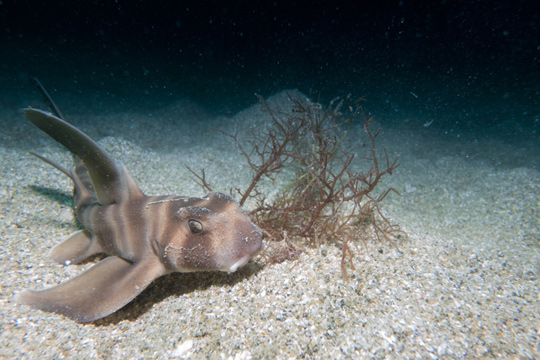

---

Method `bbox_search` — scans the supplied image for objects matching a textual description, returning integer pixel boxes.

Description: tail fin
[33,77,65,120]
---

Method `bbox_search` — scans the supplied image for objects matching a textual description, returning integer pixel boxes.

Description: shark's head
[161,192,264,273]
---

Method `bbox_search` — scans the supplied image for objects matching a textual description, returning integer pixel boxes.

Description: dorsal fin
[23,108,144,204]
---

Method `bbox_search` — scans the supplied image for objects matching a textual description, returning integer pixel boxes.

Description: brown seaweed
[188,94,404,277]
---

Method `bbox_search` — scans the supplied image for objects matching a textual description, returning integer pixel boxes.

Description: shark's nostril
[251,241,265,258]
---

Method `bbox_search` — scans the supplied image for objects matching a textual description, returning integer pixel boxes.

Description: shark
[15,81,264,323]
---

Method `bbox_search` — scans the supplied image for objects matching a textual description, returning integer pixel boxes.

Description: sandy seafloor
[0,89,539,359]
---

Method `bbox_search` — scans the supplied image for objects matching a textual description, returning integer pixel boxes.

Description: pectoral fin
[23,108,144,204]
[48,230,104,265]
[15,256,169,323]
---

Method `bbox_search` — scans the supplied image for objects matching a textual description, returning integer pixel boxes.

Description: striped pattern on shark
[15,82,264,323]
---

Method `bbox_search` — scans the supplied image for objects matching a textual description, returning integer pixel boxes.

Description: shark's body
[16,97,263,323]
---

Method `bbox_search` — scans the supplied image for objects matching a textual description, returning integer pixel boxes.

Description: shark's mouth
[227,255,251,273]
[225,241,265,273]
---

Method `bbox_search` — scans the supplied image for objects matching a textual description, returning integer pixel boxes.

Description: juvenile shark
[15,85,264,323]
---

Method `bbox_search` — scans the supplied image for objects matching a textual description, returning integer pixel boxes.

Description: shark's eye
[188,219,204,234]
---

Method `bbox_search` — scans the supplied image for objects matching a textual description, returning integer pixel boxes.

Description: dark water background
[1,1,538,166]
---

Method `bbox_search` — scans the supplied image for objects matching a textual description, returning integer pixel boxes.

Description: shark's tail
[29,78,72,179]
[33,77,65,120]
